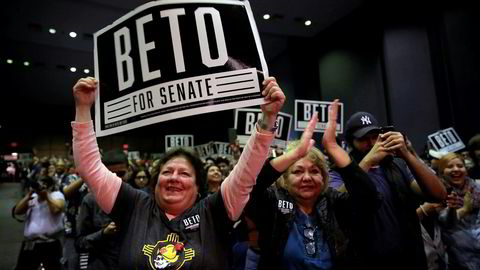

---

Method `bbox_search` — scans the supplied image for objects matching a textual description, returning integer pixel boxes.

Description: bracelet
[257,118,278,132]
[419,205,428,216]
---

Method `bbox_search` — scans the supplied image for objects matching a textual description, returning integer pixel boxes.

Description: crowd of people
[7,76,480,270]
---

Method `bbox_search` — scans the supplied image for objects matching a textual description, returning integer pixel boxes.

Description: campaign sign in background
[294,100,344,134]
[234,108,292,150]
[194,141,232,160]
[94,0,267,136]
[428,127,465,153]
[165,134,194,151]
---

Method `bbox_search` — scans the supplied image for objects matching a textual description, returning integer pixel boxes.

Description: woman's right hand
[103,222,118,235]
[73,77,97,109]
[73,77,97,122]
[446,192,463,209]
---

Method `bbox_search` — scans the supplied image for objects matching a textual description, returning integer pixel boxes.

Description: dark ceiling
[0,0,364,140]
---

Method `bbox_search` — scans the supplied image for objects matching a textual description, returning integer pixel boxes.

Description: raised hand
[381,132,409,158]
[73,77,97,122]
[291,112,317,159]
[73,77,97,109]
[269,111,316,173]
[323,99,351,168]
[446,192,463,209]
[361,136,393,169]
[260,77,285,118]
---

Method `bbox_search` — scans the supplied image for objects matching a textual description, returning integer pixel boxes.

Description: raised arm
[221,77,285,221]
[14,190,34,215]
[269,112,317,172]
[382,131,447,201]
[324,100,380,210]
[72,77,122,214]
[323,99,351,168]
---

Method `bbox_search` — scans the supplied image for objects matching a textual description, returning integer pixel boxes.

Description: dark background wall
[1,1,478,157]
[280,1,479,154]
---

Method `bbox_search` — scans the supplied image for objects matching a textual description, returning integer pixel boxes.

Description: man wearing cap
[329,111,447,270]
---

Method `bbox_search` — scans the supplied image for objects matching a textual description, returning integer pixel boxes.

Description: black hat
[215,156,230,165]
[102,149,127,166]
[345,112,380,141]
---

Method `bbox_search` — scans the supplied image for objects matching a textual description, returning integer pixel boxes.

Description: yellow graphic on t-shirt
[143,233,195,270]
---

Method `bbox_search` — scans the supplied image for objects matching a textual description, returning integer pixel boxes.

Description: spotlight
[263,14,271,20]
[23,61,30,66]
[7,59,13,64]
[69,32,77,38]
[83,69,90,74]
[49,28,56,34]
[304,20,312,26]
[70,67,77,72]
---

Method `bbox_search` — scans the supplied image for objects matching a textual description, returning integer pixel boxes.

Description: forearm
[359,158,374,172]
[221,126,274,221]
[14,195,31,215]
[326,145,351,168]
[403,151,447,200]
[258,113,277,132]
[253,158,282,194]
[270,149,300,173]
[72,121,121,213]
[75,105,92,122]
[46,196,64,214]
[76,230,104,251]
[340,162,380,210]
[63,178,84,198]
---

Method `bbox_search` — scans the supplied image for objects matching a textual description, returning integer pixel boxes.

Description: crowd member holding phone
[329,111,447,270]
[13,176,65,270]
[71,76,284,270]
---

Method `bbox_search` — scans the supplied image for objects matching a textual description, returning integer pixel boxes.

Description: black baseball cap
[345,112,381,141]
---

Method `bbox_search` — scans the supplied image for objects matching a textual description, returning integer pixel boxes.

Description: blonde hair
[437,152,465,176]
[283,140,329,191]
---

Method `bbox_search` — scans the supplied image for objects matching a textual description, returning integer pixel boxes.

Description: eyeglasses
[136,176,148,180]
[303,225,316,256]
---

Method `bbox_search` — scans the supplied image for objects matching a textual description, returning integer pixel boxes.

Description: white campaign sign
[294,99,344,133]
[94,0,268,136]
[194,141,233,160]
[165,135,194,151]
[127,151,140,160]
[428,127,465,153]
[234,108,292,150]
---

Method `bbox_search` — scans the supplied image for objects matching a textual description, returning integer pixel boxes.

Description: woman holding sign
[245,100,380,269]
[71,76,288,269]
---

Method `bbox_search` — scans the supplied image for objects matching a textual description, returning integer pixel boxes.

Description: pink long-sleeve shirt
[72,121,274,221]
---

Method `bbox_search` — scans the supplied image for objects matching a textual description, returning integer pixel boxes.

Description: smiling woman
[152,150,204,217]
[435,152,480,269]
[244,100,381,270]
[71,75,285,269]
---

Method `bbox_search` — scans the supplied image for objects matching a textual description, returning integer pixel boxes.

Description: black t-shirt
[110,182,233,270]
